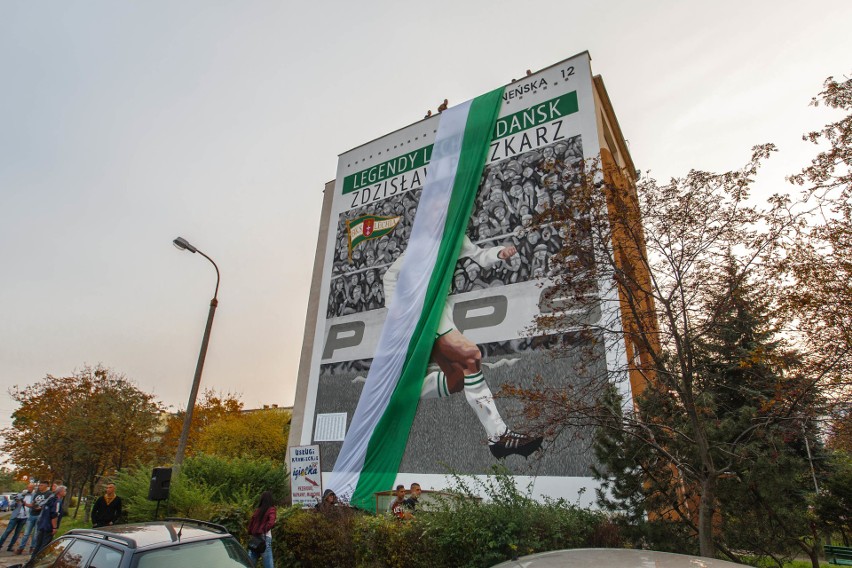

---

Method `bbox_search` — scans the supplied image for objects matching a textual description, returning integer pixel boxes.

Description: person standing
[0,483,33,551]
[403,483,421,516]
[16,480,51,555]
[388,485,410,520]
[246,491,276,568]
[314,489,337,513]
[91,483,122,528]
[32,485,66,555]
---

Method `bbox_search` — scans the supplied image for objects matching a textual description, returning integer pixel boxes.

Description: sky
[1,0,850,430]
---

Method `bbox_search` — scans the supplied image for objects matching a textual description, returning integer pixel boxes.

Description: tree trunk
[698,476,717,558]
[73,484,85,520]
[807,547,820,568]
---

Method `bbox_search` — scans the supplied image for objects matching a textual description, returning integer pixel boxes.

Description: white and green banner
[327,89,503,508]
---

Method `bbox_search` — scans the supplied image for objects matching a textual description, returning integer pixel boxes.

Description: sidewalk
[0,515,31,567]
[0,548,29,567]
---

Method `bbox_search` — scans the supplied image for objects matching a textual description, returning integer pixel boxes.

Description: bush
[274,468,622,567]
[353,514,433,568]
[116,454,288,525]
[115,464,220,522]
[411,468,616,567]
[181,453,289,504]
[278,507,363,568]
[118,461,620,567]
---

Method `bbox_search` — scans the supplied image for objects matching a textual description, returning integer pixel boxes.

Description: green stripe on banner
[349,87,504,510]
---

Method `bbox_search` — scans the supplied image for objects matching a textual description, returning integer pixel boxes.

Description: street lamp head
[173,237,198,253]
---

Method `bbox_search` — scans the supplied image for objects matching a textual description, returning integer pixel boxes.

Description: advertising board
[289,444,322,507]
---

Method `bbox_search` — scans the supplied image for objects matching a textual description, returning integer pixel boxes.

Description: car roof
[66,518,232,550]
[489,548,750,568]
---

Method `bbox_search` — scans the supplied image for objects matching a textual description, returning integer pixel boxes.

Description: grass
[56,515,91,537]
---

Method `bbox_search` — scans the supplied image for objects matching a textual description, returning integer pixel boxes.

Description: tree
[785,74,852,436]
[590,260,823,565]
[699,263,824,568]
[813,452,852,545]
[0,468,25,493]
[502,141,811,558]
[1,365,162,500]
[196,407,291,463]
[157,389,243,463]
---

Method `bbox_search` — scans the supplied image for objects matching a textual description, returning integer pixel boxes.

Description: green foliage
[275,468,618,568]
[115,463,220,522]
[814,452,852,543]
[352,514,432,568]
[116,454,288,526]
[591,261,827,563]
[278,507,362,568]
[181,453,289,504]
[210,503,254,542]
[417,467,616,567]
[0,468,25,492]
[197,408,291,464]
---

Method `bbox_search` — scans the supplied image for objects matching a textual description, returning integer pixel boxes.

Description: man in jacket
[32,485,66,555]
[16,480,51,555]
[91,483,122,528]
[0,483,33,551]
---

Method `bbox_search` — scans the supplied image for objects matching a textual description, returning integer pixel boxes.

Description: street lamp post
[172,237,220,468]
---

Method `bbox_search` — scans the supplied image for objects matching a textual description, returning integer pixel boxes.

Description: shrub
[273,468,621,567]
[278,507,363,568]
[413,468,617,567]
[181,453,289,504]
[353,514,433,568]
[116,454,288,524]
[115,464,220,522]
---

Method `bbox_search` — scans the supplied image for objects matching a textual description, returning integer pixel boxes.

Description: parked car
[489,548,750,568]
[9,518,252,568]
[0,493,19,512]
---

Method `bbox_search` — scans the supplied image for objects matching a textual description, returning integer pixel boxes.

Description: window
[29,538,72,568]
[133,538,251,568]
[89,545,124,568]
[55,539,97,568]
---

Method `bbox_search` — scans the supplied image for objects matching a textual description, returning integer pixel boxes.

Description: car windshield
[132,537,251,568]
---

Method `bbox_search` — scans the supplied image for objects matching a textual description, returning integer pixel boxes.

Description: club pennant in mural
[346,215,401,261]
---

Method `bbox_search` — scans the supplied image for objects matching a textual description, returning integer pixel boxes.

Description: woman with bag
[246,491,276,568]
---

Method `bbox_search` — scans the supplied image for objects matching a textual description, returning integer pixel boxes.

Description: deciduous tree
[503,142,808,559]
[1,365,162,499]
[157,389,243,463]
[196,407,291,463]
[785,74,852,432]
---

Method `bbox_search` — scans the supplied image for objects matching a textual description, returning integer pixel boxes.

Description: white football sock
[420,371,450,399]
[463,371,507,441]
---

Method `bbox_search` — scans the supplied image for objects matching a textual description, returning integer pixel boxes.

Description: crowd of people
[326,135,588,320]
[0,479,68,557]
[0,479,428,566]
[388,483,421,520]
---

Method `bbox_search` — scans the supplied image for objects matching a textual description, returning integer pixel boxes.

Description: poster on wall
[299,52,627,505]
[289,445,322,508]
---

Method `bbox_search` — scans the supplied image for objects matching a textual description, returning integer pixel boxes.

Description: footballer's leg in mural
[384,237,543,459]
